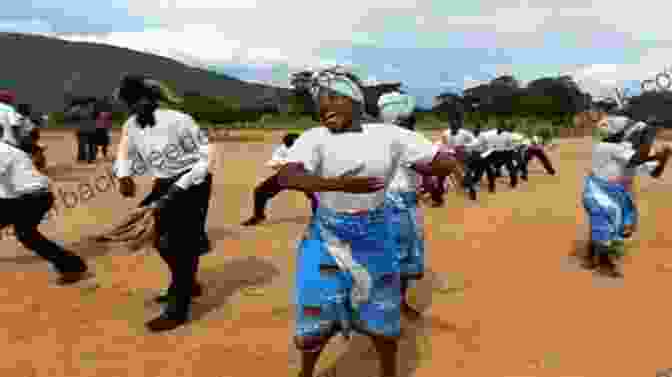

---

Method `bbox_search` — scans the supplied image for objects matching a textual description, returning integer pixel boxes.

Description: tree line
[45,73,672,133]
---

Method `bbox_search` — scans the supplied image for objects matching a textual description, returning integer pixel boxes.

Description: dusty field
[1,128,672,376]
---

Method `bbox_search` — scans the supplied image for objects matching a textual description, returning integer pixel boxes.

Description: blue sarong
[582,174,637,243]
[386,190,425,280]
[295,204,401,340]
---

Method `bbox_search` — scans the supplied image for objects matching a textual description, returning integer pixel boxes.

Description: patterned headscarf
[309,66,366,105]
[377,92,415,125]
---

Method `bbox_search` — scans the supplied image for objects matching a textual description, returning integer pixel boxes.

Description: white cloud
[569,48,672,97]
[48,0,672,89]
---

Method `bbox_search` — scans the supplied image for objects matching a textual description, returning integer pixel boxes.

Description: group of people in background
[66,97,112,163]
[412,116,557,206]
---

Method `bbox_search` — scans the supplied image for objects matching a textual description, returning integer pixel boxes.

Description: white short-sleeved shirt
[285,123,436,212]
[0,142,49,198]
[441,129,476,150]
[117,109,209,189]
[479,129,515,152]
[591,142,637,180]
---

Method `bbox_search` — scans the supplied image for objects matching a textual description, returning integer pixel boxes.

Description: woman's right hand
[338,176,385,193]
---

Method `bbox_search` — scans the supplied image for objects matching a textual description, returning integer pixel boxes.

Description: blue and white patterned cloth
[295,203,401,340]
[386,190,424,279]
[582,174,637,244]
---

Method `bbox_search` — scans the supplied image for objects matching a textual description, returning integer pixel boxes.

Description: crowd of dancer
[0,65,670,376]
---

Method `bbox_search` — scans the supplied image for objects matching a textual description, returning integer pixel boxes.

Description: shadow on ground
[0,238,114,266]
[189,256,281,320]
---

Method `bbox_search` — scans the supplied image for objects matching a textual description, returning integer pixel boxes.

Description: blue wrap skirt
[295,203,401,339]
[582,174,637,244]
[386,190,425,280]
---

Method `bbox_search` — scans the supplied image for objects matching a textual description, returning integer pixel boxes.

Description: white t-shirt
[285,123,436,212]
[0,142,49,198]
[479,129,515,153]
[441,129,476,150]
[591,142,637,180]
[116,109,209,189]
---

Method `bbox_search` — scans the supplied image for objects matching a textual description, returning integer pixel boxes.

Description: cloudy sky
[3,1,672,107]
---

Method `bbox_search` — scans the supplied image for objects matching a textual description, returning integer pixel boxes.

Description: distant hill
[0,32,294,113]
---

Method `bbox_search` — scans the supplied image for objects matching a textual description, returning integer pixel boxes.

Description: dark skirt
[139,171,212,256]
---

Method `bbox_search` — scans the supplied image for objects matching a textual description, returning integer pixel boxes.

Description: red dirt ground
[1,128,671,377]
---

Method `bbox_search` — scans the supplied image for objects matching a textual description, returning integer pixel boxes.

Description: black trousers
[483,150,518,187]
[139,172,213,315]
[94,128,111,158]
[252,173,318,217]
[492,147,528,179]
[0,191,86,273]
[470,152,497,191]
[76,132,96,162]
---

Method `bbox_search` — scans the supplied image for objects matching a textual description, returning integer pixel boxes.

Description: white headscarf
[310,66,365,104]
[377,92,415,123]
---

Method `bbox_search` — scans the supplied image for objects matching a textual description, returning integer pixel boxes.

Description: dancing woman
[114,75,214,332]
[582,115,670,277]
[378,91,429,319]
[279,67,462,377]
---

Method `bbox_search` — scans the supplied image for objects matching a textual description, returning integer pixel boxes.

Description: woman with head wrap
[240,132,319,226]
[378,91,427,319]
[279,67,462,377]
[0,91,89,284]
[114,74,214,331]
[582,114,670,277]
